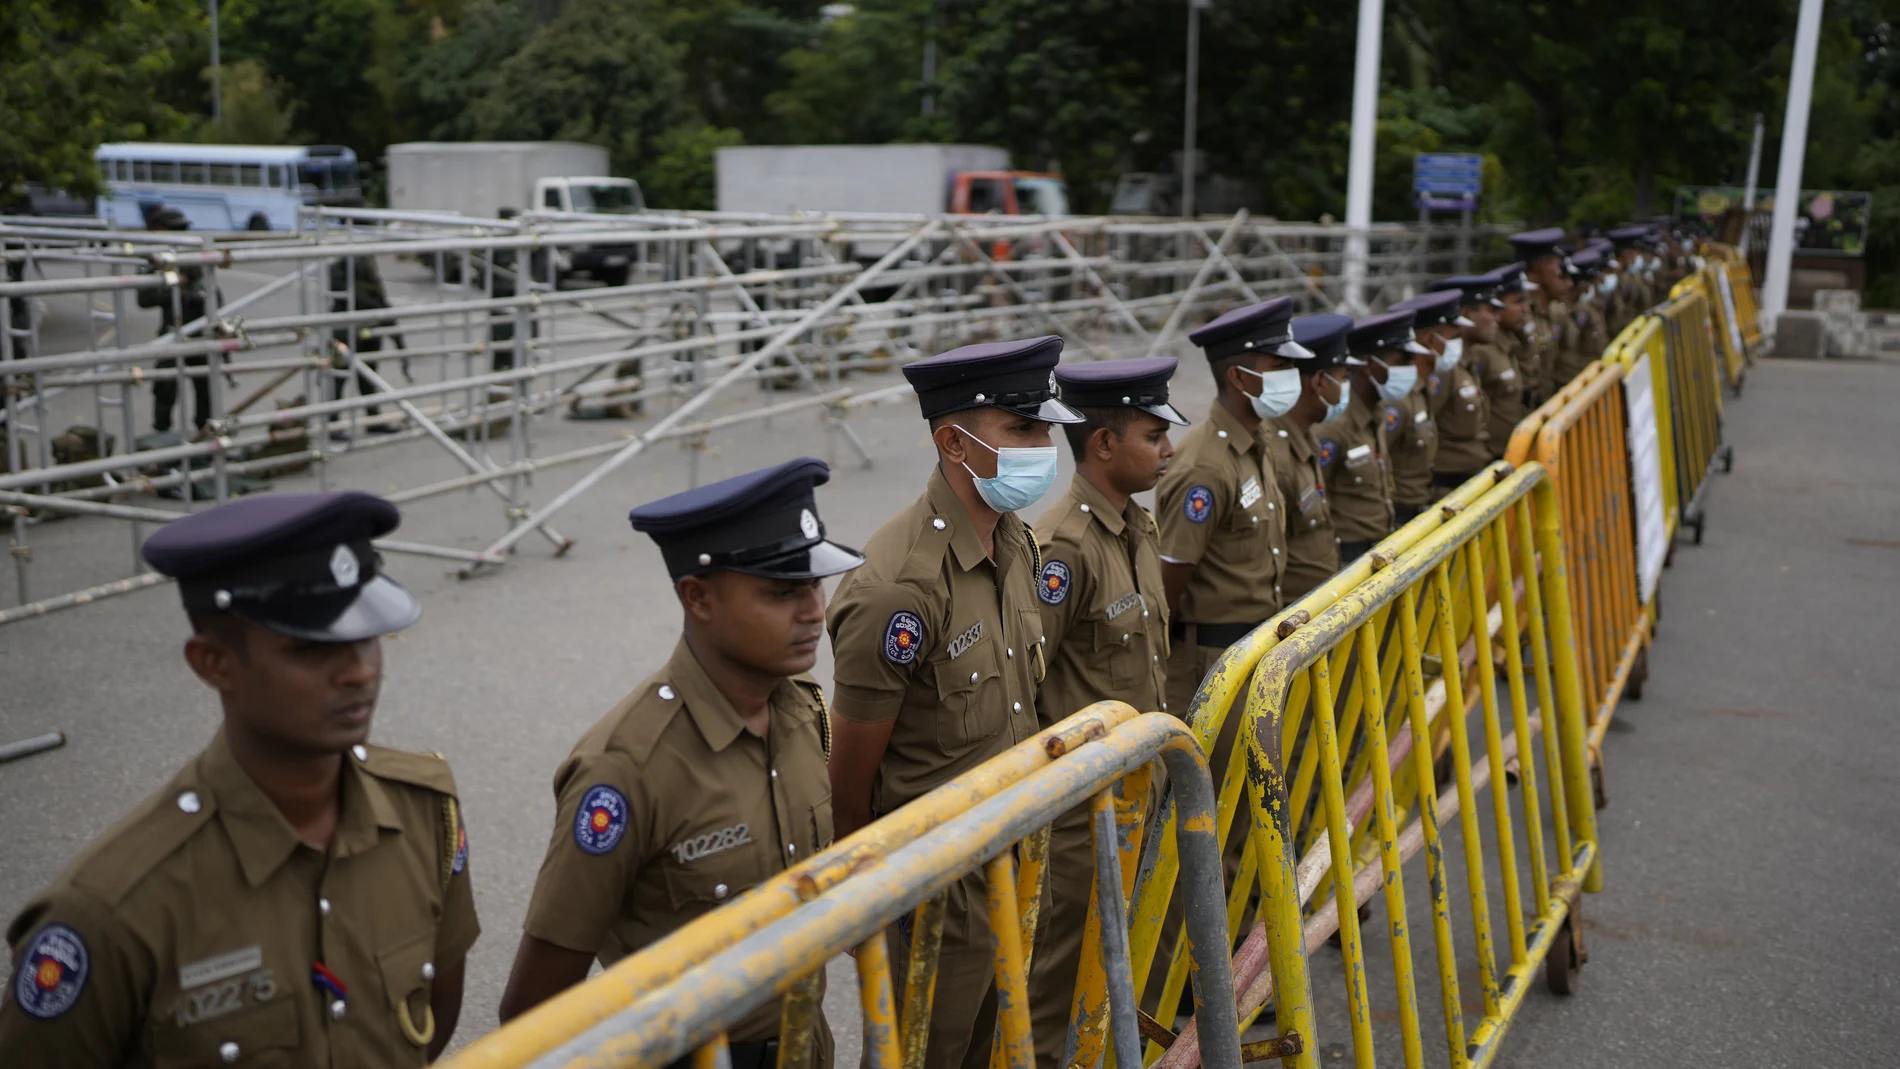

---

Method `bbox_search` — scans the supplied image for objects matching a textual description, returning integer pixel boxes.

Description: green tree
[195,60,299,145]
[0,0,200,199]
[393,0,546,142]
[220,0,404,153]
[465,0,692,183]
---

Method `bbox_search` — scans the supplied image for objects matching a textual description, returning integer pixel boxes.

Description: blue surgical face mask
[1435,336,1464,372]
[955,426,1058,513]
[1321,376,1351,422]
[1238,366,1303,420]
[1376,360,1419,402]
[1600,273,1620,297]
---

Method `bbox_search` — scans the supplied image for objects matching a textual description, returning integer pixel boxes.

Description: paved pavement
[3,254,1898,1069]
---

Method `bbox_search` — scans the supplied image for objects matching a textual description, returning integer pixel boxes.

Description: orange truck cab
[947,171,1071,216]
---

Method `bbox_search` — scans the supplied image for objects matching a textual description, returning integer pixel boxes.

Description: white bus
[92,143,362,231]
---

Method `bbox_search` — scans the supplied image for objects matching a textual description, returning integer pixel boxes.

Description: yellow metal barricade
[1652,291,1734,545]
[1158,462,1598,1069]
[442,708,1248,1069]
[1671,266,1749,391]
[1106,468,1553,1069]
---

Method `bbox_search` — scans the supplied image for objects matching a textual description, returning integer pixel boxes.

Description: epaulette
[359,745,458,797]
[792,676,831,758]
[897,507,956,585]
[615,679,691,769]
[68,778,215,907]
[1052,499,1094,546]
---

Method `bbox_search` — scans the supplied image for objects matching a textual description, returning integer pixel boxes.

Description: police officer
[138,207,219,437]
[499,458,862,1069]
[325,256,408,438]
[1490,263,1541,405]
[826,337,1080,1069]
[1431,274,1520,462]
[1028,357,1184,1069]
[1318,310,1425,560]
[1606,226,1657,333]
[1425,279,1493,491]
[1264,314,1349,601]
[1511,228,1572,398]
[1562,248,1613,381]
[1157,297,1298,716]
[0,492,478,1067]
[1383,291,1464,524]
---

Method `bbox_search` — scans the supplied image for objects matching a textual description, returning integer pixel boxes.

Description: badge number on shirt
[672,823,753,864]
[1238,477,1263,510]
[947,619,984,659]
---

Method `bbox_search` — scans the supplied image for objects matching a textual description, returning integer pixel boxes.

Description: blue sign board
[1413,153,1484,196]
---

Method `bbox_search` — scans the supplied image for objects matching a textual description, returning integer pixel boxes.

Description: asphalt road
[3,255,1897,1065]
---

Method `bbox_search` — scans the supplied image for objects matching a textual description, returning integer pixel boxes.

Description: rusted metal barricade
[439,707,1244,1069]
[1134,461,1599,1069]
[1670,265,1749,392]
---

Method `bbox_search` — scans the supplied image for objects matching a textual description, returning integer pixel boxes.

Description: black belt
[1337,540,1376,561]
[668,1040,778,1069]
[1169,620,1261,648]
[1432,471,1479,489]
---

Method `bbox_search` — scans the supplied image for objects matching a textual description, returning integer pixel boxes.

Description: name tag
[1414,409,1429,424]
[1298,484,1324,515]
[1345,444,1374,469]
[1105,592,1143,620]
[180,947,263,991]
[1459,384,1480,399]
[1500,368,1517,381]
[947,619,984,659]
[1238,476,1263,510]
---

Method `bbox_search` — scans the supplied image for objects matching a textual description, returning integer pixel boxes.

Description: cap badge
[799,508,820,540]
[329,545,360,588]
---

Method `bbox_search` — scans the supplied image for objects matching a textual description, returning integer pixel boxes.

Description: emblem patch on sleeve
[1383,406,1402,435]
[884,611,925,665]
[1038,560,1071,605]
[1318,438,1338,467]
[14,924,89,1020]
[573,784,630,856]
[452,820,469,874]
[1184,485,1213,524]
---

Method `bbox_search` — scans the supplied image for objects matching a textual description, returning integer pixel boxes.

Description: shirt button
[352,745,368,762]
[1267,502,1275,511]
[1152,654,1159,663]
[176,791,201,814]
[422,962,436,981]
[659,685,676,700]
[1272,547,1281,555]
[714,883,730,900]
[1080,503,1091,513]
[969,671,979,684]
[1006,647,1013,658]
[932,517,947,530]
[1251,515,1258,524]
[220,1042,241,1063]
[787,843,797,856]
[1121,634,1129,641]
[1142,609,1149,617]
[1012,702,1022,713]
[319,897,331,916]
[1217,430,1228,439]
[330,1000,347,1020]
[770,768,779,779]
[1353,477,1362,484]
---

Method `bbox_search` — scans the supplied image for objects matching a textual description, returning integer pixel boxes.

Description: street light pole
[921,0,937,117]
[209,0,222,122]
[1763,0,1825,327]
[1342,0,1384,314]
[1182,0,1208,219]
[1740,113,1765,254]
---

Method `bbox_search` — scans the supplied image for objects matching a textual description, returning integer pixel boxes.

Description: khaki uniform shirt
[1383,381,1437,509]
[1315,389,1394,544]
[0,734,478,1069]
[826,466,1045,816]
[1033,473,1170,720]
[522,639,832,1043]
[1431,360,1491,477]
[1156,401,1288,624]
[1469,340,1525,460]
[1527,303,1562,399]
[1552,298,1606,389]
[1261,416,1338,601]
[1500,323,1540,406]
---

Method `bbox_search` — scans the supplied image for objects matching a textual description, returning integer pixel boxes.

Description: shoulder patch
[1183,485,1214,524]
[883,611,925,665]
[1038,559,1071,605]
[360,746,458,797]
[1382,405,1402,434]
[1317,438,1338,467]
[1428,373,1442,395]
[452,815,469,875]
[572,784,630,856]
[14,924,88,1020]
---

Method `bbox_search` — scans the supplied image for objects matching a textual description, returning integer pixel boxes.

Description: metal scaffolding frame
[2,208,1505,624]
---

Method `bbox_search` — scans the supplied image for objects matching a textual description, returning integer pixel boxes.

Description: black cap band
[1203,326,1294,361]
[917,366,1057,420]
[657,504,824,577]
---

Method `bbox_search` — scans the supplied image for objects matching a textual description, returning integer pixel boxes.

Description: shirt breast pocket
[930,628,1004,753]
[1091,620,1146,690]
[662,831,765,911]
[1224,497,1269,559]
[376,932,438,1054]
[152,993,301,1068]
